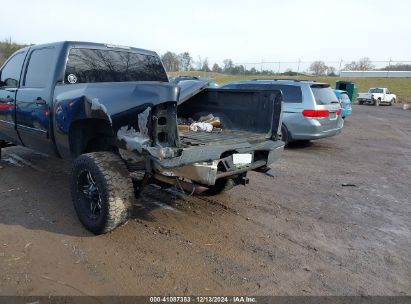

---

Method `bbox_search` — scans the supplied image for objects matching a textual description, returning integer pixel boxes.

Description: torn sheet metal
[89,98,112,124]
[116,107,176,159]
[117,107,151,153]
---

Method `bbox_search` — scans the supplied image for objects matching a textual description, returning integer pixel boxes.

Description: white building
[340,71,411,78]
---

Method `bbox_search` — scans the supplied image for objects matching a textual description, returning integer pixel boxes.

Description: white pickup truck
[357,88,397,106]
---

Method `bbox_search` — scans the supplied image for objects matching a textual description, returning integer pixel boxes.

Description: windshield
[369,88,383,93]
[311,85,338,105]
[65,48,168,84]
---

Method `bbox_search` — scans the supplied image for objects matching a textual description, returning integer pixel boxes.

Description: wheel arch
[69,118,116,158]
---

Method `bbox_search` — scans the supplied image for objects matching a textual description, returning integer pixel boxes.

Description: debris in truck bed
[177,117,194,125]
[178,113,221,133]
[178,125,190,132]
[189,122,213,132]
[198,114,221,127]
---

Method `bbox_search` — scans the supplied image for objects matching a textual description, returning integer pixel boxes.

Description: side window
[0,51,26,87]
[24,48,56,88]
[271,85,303,103]
[386,90,390,94]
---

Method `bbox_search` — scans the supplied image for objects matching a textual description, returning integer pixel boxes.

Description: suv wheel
[70,152,134,234]
[391,98,395,105]
[280,125,290,145]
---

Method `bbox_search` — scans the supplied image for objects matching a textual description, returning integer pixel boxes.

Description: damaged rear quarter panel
[53,82,179,158]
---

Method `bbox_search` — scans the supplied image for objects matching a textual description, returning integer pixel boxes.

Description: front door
[0,49,27,143]
[15,46,57,154]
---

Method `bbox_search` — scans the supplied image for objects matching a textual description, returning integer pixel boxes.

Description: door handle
[35,97,46,105]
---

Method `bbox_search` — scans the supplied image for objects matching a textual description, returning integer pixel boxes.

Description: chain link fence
[231,60,411,76]
[171,59,411,103]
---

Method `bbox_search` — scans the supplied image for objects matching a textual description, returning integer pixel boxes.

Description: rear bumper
[358,98,374,104]
[153,140,284,185]
[289,118,344,141]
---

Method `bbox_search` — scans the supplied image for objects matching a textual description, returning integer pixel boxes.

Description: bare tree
[178,52,192,71]
[212,63,221,73]
[310,61,328,76]
[161,51,180,72]
[343,61,358,71]
[357,57,374,71]
[222,59,234,73]
[327,66,337,76]
[344,57,375,71]
[201,58,210,72]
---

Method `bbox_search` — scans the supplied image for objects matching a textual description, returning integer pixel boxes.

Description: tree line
[1,39,410,75]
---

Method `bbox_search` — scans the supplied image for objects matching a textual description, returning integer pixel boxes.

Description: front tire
[70,152,134,234]
[390,98,395,106]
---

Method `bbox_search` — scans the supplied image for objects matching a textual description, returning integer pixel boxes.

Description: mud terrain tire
[70,152,134,234]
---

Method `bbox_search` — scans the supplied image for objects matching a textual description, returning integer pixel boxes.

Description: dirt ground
[0,104,410,296]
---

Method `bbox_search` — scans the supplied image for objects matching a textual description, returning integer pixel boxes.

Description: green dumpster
[335,81,357,101]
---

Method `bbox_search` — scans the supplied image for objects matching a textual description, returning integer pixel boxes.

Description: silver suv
[221,79,344,144]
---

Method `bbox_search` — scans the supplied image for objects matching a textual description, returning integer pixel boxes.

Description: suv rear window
[65,48,168,84]
[311,85,339,105]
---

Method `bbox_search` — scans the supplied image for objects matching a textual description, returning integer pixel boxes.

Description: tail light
[337,102,342,116]
[302,109,329,118]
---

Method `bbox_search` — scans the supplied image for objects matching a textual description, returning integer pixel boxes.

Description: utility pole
[387,58,392,78]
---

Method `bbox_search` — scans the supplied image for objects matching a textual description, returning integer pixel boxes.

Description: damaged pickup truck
[0,41,284,234]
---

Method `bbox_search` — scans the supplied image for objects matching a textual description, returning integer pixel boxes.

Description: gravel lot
[0,104,410,296]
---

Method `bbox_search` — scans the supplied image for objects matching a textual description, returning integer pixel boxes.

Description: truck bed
[176,88,282,149]
[179,129,267,146]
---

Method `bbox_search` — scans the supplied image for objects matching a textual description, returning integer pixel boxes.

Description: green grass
[169,71,411,103]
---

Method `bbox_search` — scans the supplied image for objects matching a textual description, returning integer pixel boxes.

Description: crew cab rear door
[15,46,58,154]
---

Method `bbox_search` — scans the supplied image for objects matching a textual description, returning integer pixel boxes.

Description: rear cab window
[64,48,168,84]
[369,88,383,93]
[311,84,339,105]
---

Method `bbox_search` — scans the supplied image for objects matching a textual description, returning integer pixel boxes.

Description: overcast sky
[3,0,411,65]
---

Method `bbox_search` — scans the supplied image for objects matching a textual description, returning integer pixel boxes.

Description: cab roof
[26,41,158,57]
